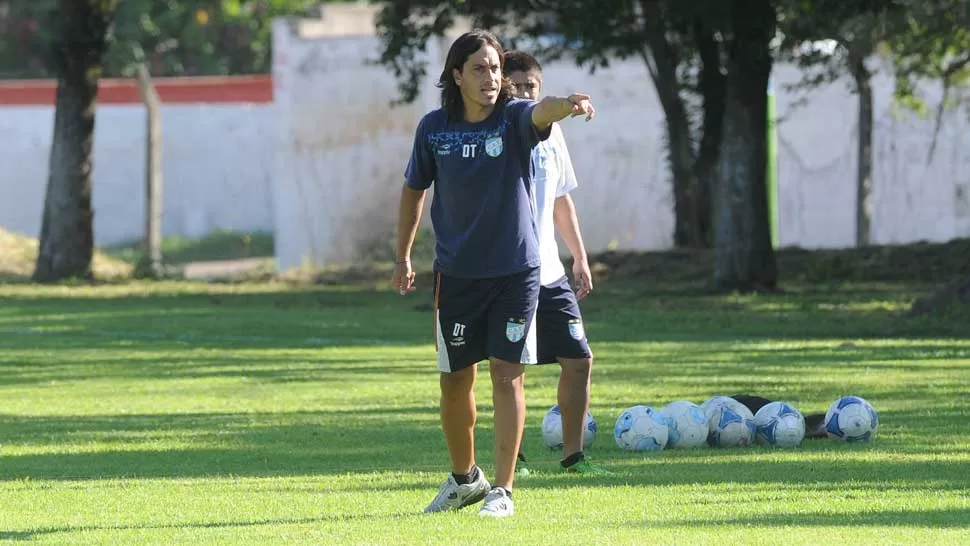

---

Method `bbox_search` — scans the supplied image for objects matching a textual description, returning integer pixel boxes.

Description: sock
[452,466,478,485]
[495,486,512,499]
[517,452,527,463]
[561,451,585,468]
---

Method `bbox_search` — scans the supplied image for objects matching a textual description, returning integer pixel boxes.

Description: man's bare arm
[554,194,593,299]
[396,184,427,262]
[553,194,587,265]
[532,94,595,131]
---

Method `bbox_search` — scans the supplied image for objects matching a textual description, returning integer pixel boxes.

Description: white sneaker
[424,466,490,513]
[478,487,514,518]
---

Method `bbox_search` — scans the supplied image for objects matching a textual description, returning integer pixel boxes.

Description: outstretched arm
[553,194,592,299]
[532,94,596,132]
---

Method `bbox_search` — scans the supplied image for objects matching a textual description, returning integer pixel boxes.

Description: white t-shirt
[532,123,578,287]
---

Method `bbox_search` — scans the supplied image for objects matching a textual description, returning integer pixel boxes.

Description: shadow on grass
[0,280,967,354]
[0,351,433,386]
[0,287,433,350]
[1,332,967,397]
[0,511,424,542]
[2,408,968,484]
[649,507,970,529]
[0,408,442,480]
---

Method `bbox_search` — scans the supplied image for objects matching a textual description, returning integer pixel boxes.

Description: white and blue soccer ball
[824,396,878,442]
[754,401,806,448]
[702,396,756,448]
[660,400,710,449]
[701,396,750,418]
[614,405,669,451]
[541,405,597,450]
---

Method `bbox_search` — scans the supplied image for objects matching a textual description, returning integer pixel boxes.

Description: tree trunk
[693,16,726,248]
[713,0,778,293]
[664,98,700,248]
[850,52,874,248]
[135,63,164,279]
[33,0,116,283]
[639,0,702,248]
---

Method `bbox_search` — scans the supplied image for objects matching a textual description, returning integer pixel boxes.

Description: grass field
[1,276,969,545]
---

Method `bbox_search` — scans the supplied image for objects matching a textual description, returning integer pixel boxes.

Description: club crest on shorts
[485,134,503,157]
[505,318,526,343]
[568,319,585,341]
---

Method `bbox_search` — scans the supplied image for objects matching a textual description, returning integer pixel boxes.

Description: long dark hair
[437,30,515,120]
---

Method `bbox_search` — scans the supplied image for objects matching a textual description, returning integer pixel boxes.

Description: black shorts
[536,275,593,365]
[433,267,540,373]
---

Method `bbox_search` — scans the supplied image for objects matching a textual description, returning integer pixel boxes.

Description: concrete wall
[0,3,967,269]
[0,80,275,246]
[270,6,970,269]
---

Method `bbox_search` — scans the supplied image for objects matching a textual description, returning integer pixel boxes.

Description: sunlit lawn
[1,279,968,545]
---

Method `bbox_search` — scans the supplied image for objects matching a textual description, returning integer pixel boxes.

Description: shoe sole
[424,484,490,513]
[479,509,514,518]
[458,487,489,509]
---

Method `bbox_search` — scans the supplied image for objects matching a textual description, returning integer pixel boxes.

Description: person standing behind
[504,51,605,475]
[392,30,596,518]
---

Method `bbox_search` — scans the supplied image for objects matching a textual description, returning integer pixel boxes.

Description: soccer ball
[824,396,878,442]
[614,405,669,451]
[541,405,597,450]
[701,395,752,419]
[702,396,756,448]
[754,401,806,448]
[660,400,710,449]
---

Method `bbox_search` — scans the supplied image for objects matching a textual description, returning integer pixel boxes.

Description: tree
[889,0,970,158]
[375,0,788,292]
[779,3,887,248]
[536,1,728,250]
[712,0,779,292]
[0,0,331,79]
[34,0,117,282]
[375,0,727,249]
[777,1,968,249]
[893,0,970,316]
[778,0,970,312]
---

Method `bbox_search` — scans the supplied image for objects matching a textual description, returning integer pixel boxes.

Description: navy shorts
[433,267,540,373]
[536,275,592,365]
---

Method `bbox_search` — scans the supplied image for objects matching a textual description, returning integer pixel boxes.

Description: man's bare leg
[489,357,526,490]
[557,356,592,459]
[440,364,478,474]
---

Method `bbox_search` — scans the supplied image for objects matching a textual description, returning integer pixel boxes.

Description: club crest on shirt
[568,319,585,341]
[485,134,503,157]
[505,318,526,343]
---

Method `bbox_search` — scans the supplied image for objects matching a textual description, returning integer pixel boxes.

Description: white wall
[0,102,275,246]
[772,64,970,248]
[271,19,444,269]
[271,9,970,269]
[0,6,967,268]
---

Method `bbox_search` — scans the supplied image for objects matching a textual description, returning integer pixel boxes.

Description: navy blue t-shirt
[405,98,550,278]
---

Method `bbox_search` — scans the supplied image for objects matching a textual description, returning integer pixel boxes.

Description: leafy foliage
[889,0,970,156]
[0,0,329,78]
[777,0,970,111]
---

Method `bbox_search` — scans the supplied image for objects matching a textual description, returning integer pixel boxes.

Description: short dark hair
[504,50,542,77]
[437,30,515,120]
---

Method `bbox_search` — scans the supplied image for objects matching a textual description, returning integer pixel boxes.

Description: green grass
[1,278,969,545]
[102,230,275,265]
